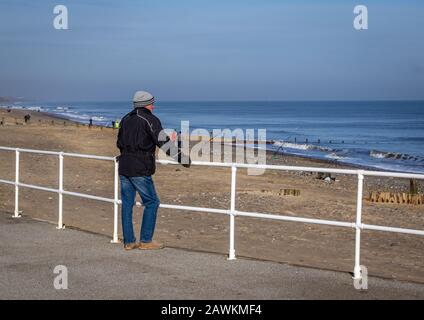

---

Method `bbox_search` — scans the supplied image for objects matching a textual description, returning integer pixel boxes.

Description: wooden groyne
[366,179,423,205]
[366,192,423,205]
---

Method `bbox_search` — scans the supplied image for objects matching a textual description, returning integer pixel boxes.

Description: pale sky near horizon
[0,0,423,102]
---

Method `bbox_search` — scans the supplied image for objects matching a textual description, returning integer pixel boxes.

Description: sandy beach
[0,107,423,283]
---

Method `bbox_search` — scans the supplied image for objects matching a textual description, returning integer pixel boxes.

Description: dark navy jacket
[117,107,186,176]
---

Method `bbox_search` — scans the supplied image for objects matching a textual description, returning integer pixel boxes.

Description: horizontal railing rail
[1,145,423,280]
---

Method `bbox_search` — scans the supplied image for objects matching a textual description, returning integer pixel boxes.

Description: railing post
[57,152,65,229]
[228,165,237,260]
[111,157,120,243]
[13,149,21,218]
[353,170,364,279]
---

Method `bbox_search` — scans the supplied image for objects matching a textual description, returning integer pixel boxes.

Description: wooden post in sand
[410,179,419,195]
[282,189,300,196]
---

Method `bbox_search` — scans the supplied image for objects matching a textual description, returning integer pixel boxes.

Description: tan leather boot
[124,243,139,251]
[138,241,164,250]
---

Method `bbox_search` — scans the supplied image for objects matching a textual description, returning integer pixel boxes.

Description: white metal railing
[1,146,424,280]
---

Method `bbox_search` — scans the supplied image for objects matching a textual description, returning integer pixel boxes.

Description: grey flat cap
[133,91,155,108]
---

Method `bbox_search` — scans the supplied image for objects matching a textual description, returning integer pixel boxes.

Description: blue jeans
[120,175,160,245]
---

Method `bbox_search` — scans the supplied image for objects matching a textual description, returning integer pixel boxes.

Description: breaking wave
[370,150,424,162]
[272,141,332,152]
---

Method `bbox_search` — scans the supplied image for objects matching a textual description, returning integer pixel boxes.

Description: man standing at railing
[117,90,191,251]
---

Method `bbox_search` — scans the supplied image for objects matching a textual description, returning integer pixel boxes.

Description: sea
[4,100,424,174]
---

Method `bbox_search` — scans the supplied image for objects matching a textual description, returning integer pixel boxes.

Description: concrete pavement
[1,213,423,299]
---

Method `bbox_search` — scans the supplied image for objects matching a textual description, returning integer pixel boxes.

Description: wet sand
[0,108,423,283]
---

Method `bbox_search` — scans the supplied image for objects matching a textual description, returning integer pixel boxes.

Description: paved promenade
[1,213,423,299]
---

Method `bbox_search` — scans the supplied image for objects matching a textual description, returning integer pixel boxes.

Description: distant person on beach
[117,91,191,251]
[89,118,93,127]
[24,114,31,123]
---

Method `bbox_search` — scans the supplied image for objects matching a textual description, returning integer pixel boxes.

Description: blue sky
[0,0,423,101]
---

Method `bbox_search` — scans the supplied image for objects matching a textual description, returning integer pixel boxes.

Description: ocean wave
[91,116,106,121]
[27,106,43,112]
[273,141,332,152]
[325,153,348,160]
[55,112,106,122]
[370,150,423,162]
[55,106,70,111]
[15,104,109,123]
[270,142,423,172]
[9,105,43,112]
[273,141,308,150]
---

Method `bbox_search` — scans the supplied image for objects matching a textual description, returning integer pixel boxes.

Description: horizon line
[11,98,424,104]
